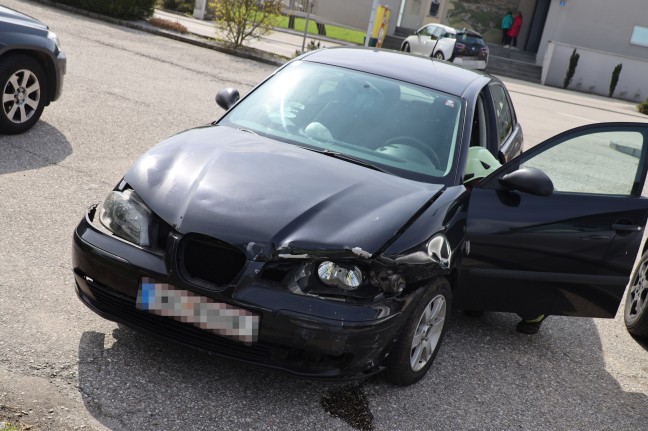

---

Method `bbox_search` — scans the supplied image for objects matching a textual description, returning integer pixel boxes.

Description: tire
[0,54,47,134]
[385,277,451,386]
[402,43,410,52]
[625,251,648,337]
[433,51,445,60]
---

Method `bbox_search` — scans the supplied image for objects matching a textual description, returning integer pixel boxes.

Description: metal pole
[364,0,380,47]
[301,0,312,53]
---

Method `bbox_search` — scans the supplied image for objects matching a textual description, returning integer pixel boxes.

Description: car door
[487,82,523,163]
[434,30,456,60]
[411,25,435,55]
[455,123,648,318]
[422,25,443,57]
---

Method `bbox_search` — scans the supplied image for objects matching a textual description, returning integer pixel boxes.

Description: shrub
[609,63,622,97]
[56,0,156,20]
[211,0,283,48]
[149,17,188,33]
[563,48,579,89]
[638,98,648,115]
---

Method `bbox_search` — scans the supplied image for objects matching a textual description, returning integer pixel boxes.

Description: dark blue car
[72,47,648,385]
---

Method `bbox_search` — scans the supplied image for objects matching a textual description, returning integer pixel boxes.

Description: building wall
[537,0,648,65]
[542,42,648,102]
[311,0,403,33]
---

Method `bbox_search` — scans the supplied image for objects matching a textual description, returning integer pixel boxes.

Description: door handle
[612,223,642,232]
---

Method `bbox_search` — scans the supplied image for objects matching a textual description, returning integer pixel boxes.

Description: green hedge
[56,0,156,19]
[638,98,648,115]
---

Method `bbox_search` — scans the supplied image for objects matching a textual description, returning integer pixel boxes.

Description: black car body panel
[301,47,490,98]
[455,123,648,318]
[0,5,66,103]
[124,125,444,257]
[72,47,648,382]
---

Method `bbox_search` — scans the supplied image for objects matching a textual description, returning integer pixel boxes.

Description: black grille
[179,235,246,287]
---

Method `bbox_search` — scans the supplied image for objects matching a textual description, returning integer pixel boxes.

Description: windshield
[218,61,464,183]
[457,33,485,46]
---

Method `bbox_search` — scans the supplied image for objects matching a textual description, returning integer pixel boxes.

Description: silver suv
[0,6,66,134]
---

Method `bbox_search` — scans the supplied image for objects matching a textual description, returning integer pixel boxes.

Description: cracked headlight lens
[99,189,152,247]
[317,261,363,291]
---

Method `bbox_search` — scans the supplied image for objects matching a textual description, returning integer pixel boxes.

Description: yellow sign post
[368,5,391,48]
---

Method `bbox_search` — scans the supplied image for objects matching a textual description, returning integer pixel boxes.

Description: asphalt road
[1,1,648,430]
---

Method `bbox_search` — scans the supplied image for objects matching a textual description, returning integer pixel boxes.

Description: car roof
[300,47,491,98]
[457,29,484,38]
[425,23,455,33]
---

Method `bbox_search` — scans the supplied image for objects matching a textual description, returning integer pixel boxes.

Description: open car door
[455,123,648,318]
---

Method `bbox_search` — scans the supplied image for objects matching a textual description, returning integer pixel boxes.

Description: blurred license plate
[136,277,259,344]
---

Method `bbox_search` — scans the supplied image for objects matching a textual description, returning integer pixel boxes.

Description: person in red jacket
[507,11,523,49]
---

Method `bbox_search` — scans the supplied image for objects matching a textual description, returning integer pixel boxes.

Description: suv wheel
[0,54,47,134]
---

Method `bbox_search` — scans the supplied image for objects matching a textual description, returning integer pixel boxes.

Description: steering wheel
[382,136,441,167]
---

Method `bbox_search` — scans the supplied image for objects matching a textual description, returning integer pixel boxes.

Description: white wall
[311,0,403,33]
[537,0,648,65]
[542,41,648,102]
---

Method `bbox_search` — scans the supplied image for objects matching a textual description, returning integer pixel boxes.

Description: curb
[27,0,288,67]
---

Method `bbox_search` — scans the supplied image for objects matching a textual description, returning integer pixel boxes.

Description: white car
[401,24,489,70]
[401,23,456,60]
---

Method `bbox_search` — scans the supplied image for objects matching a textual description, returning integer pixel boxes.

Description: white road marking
[557,112,597,122]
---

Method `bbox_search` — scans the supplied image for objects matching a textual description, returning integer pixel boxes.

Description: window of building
[630,25,648,48]
[429,0,440,17]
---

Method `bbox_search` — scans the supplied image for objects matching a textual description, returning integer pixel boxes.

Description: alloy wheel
[627,259,648,322]
[2,69,41,124]
[410,294,446,372]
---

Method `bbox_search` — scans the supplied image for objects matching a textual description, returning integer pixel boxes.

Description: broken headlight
[317,261,363,291]
[99,189,152,247]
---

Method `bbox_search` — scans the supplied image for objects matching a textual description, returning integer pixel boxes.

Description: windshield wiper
[238,128,258,135]
[302,147,392,174]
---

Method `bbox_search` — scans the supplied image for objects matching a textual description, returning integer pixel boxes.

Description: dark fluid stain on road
[321,384,374,431]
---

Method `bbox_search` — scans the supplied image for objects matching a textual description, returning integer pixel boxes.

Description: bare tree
[212,0,283,48]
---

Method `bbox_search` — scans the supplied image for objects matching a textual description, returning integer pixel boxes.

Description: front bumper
[72,207,413,380]
[452,56,487,70]
[52,50,66,102]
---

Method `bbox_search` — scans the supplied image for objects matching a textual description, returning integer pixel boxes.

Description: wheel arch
[0,49,56,105]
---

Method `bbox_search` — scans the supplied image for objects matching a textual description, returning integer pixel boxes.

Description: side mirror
[216,88,240,110]
[498,167,554,196]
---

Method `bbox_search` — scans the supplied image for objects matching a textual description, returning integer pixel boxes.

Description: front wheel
[625,251,648,337]
[385,277,451,386]
[402,42,410,52]
[433,51,445,60]
[0,54,47,134]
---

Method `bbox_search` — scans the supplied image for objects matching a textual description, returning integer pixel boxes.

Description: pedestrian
[508,11,523,49]
[501,11,513,47]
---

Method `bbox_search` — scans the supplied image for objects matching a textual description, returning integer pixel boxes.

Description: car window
[470,94,489,149]
[490,84,513,147]
[431,27,444,39]
[419,25,434,37]
[521,131,645,195]
[218,61,464,184]
[456,33,485,46]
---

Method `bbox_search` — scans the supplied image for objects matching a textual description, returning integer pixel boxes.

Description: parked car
[624,252,648,337]
[72,47,648,385]
[0,6,66,134]
[401,24,488,70]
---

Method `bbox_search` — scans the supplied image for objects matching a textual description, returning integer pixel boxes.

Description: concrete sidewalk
[151,10,644,119]
[153,9,346,59]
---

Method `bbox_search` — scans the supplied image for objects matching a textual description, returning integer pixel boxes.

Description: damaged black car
[73,47,648,385]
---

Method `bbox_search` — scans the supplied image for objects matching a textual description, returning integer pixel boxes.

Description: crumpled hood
[125,126,443,257]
